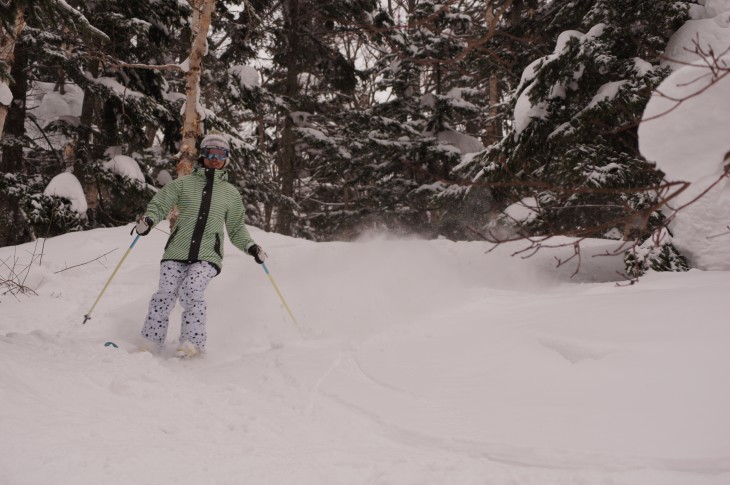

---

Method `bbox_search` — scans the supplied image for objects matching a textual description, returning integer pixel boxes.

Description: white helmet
[200,131,231,167]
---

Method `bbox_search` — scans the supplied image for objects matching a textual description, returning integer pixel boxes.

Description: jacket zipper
[187,168,215,262]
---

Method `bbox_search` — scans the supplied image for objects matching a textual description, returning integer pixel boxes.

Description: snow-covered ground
[1,226,728,484]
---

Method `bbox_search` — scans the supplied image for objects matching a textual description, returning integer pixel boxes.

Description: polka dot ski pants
[141,261,217,351]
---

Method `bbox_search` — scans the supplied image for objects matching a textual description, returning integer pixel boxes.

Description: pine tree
[196,0,282,230]
[303,1,495,240]
[431,0,550,239]
[0,0,195,245]
[624,227,689,278]
[0,0,112,244]
[70,0,190,227]
[455,0,691,274]
[228,0,383,237]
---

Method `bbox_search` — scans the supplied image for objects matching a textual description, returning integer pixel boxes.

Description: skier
[134,131,267,358]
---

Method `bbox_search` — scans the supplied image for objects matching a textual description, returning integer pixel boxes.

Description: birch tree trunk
[0,10,26,140]
[167,0,215,229]
[177,0,216,177]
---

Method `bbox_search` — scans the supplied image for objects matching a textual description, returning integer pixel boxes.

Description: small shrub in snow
[0,173,83,240]
[624,228,690,278]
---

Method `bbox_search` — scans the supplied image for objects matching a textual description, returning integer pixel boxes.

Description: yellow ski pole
[261,262,298,326]
[83,234,141,324]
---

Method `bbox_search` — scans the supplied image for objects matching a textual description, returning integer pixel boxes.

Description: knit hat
[200,131,231,167]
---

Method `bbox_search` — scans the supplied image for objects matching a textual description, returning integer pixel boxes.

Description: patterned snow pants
[141,261,218,351]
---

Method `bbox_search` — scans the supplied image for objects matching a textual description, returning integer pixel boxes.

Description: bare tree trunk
[177,0,216,177]
[275,115,298,235]
[0,26,30,246]
[274,0,303,236]
[484,2,502,146]
[79,61,99,144]
[486,73,501,145]
[145,125,158,147]
[0,10,26,140]
[76,60,102,216]
[1,31,27,173]
[257,112,274,231]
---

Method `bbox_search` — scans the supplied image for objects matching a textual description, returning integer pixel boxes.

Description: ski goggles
[201,146,229,161]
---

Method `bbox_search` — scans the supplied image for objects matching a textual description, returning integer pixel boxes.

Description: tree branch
[53,248,118,274]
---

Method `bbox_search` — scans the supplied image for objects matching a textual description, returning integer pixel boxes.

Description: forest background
[0,0,726,277]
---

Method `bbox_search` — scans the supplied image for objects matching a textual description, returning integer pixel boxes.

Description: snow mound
[639,0,730,270]
[103,155,146,183]
[43,172,88,214]
[229,65,260,87]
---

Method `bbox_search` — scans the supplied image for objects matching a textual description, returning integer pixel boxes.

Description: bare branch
[54,248,118,274]
[1,247,41,298]
[706,225,730,240]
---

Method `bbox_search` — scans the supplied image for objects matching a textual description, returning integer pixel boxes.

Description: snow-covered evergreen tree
[456,0,691,274]
[0,0,197,243]
[233,0,382,238]
[303,1,492,240]
[0,0,113,243]
[68,0,189,226]
[624,227,689,278]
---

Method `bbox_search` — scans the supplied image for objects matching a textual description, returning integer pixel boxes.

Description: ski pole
[261,262,299,326]
[82,234,141,324]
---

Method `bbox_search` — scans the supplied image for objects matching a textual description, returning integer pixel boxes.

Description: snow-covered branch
[54,0,110,44]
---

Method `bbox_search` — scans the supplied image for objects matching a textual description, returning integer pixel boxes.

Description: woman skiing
[134,132,266,357]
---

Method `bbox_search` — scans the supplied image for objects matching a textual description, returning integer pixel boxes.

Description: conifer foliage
[457,0,691,275]
[0,0,700,277]
[302,1,490,239]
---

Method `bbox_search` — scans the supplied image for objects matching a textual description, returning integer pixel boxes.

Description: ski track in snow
[2,226,730,485]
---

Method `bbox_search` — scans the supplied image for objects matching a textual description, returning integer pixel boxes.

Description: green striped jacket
[144,167,255,273]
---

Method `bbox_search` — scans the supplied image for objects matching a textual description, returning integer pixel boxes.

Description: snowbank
[1,226,728,485]
[639,1,730,270]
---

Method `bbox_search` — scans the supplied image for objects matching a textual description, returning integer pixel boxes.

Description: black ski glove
[133,216,154,236]
[247,244,267,264]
